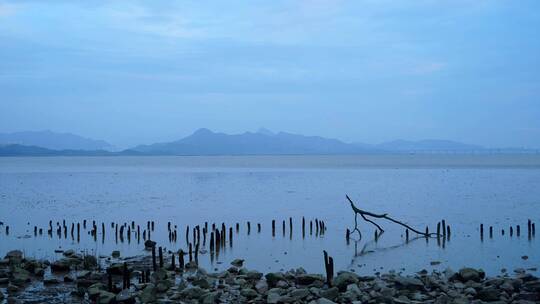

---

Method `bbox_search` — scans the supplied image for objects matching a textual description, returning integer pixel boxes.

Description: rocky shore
[0,249,539,304]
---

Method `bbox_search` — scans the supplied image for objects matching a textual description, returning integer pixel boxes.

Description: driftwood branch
[346,195,440,238]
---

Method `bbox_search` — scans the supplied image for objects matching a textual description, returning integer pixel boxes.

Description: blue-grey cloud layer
[1,0,539,148]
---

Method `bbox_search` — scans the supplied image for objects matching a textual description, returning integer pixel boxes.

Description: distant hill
[0,144,119,156]
[2,128,534,157]
[374,139,484,152]
[0,130,113,151]
[131,128,370,155]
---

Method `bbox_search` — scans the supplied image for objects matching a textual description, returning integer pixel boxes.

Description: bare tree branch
[346,195,440,237]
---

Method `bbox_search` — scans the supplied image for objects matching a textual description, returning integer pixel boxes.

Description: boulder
[394,276,425,291]
[231,259,244,267]
[296,274,324,285]
[51,259,71,272]
[334,271,359,291]
[458,268,484,282]
[265,272,285,286]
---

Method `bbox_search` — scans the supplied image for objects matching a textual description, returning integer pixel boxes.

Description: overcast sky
[1,0,539,148]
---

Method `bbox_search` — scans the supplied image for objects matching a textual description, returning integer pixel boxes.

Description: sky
[1,0,539,149]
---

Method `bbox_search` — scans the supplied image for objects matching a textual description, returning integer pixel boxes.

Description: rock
[87,283,107,300]
[316,298,337,304]
[296,274,324,285]
[240,288,258,298]
[83,255,97,269]
[201,291,218,304]
[108,263,124,275]
[265,272,285,286]
[180,286,207,299]
[231,259,244,267]
[246,270,263,280]
[112,250,121,258]
[10,268,30,286]
[290,288,310,300]
[34,267,45,277]
[255,279,268,294]
[320,287,339,301]
[139,284,157,303]
[334,271,359,291]
[43,278,60,285]
[98,291,116,304]
[476,288,501,301]
[116,289,136,304]
[63,249,76,257]
[4,250,23,264]
[51,259,71,272]
[267,291,281,304]
[144,240,156,250]
[458,268,484,282]
[192,277,212,289]
[394,276,425,290]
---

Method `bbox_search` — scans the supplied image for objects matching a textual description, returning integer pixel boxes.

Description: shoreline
[1,249,539,303]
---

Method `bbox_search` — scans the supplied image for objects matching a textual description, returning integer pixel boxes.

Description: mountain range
[0,131,113,151]
[0,128,531,156]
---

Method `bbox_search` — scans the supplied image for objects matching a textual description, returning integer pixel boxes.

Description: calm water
[0,155,539,275]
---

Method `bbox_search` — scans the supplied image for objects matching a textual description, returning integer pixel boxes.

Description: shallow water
[0,155,539,275]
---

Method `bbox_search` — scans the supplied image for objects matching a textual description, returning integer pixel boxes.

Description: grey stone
[290,288,310,300]
[139,284,157,303]
[265,272,284,286]
[231,259,244,267]
[320,287,339,301]
[296,274,324,285]
[255,280,269,294]
[458,268,484,282]
[394,276,424,290]
[240,288,258,298]
[334,271,359,291]
[116,290,136,304]
[98,291,116,304]
[476,288,501,301]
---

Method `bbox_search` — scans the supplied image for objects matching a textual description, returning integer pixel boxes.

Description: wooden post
[195,243,199,265]
[310,220,313,235]
[272,220,275,236]
[247,221,251,234]
[179,250,184,269]
[345,228,350,243]
[441,220,446,238]
[107,270,113,292]
[282,220,285,236]
[229,227,233,247]
[480,224,484,239]
[189,243,193,262]
[171,253,175,270]
[302,217,305,238]
[405,229,409,242]
[158,247,163,268]
[236,222,239,232]
[210,232,214,252]
[123,262,129,289]
[489,226,493,238]
[510,226,513,237]
[152,245,157,271]
[517,225,520,236]
[257,223,261,233]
